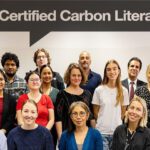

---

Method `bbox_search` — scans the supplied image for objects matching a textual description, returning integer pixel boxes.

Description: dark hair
[40,64,54,78]
[1,52,20,68]
[0,69,7,81]
[128,57,142,70]
[64,63,86,86]
[22,99,38,112]
[25,70,40,83]
[68,101,90,133]
[33,48,51,66]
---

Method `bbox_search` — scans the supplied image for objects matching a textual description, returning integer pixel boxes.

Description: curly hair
[33,48,51,66]
[64,63,86,86]
[1,52,20,68]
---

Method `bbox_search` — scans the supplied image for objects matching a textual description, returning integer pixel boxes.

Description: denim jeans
[102,134,113,150]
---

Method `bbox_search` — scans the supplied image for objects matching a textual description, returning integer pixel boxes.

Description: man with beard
[1,52,27,100]
[78,51,102,96]
[122,57,146,101]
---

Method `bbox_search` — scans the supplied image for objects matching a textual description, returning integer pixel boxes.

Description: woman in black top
[112,96,150,150]
[135,64,150,127]
[55,63,94,140]
[0,69,16,134]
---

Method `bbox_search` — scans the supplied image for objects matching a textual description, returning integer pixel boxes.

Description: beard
[5,72,16,78]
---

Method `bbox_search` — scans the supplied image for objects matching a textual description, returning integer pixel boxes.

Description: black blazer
[122,78,147,92]
[1,91,16,133]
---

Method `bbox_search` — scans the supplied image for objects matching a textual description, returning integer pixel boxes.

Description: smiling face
[106,62,120,81]
[22,101,38,127]
[40,66,53,84]
[70,105,89,128]
[70,68,82,87]
[79,52,91,70]
[146,65,150,84]
[127,100,144,124]
[27,73,41,91]
[128,60,141,81]
[0,72,5,91]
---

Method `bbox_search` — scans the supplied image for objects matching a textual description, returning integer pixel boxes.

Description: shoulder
[36,125,52,137]
[8,126,20,137]
[18,94,28,99]
[15,75,26,82]
[122,78,128,83]
[53,72,63,80]
[52,87,59,93]
[90,71,101,78]
[89,128,101,136]
[137,79,147,85]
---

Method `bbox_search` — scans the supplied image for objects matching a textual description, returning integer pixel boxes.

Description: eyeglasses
[71,111,86,118]
[29,78,40,82]
[37,55,47,60]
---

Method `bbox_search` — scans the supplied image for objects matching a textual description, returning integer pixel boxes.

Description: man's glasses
[37,55,47,60]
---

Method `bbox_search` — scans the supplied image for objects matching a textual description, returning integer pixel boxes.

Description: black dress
[55,90,92,131]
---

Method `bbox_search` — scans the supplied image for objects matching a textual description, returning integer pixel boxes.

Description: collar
[6,74,19,82]
[124,123,145,133]
[128,78,137,85]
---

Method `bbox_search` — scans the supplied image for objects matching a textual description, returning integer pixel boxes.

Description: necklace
[124,129,136,150]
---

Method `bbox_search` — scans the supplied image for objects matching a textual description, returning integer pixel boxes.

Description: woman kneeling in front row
[112,96,150,150]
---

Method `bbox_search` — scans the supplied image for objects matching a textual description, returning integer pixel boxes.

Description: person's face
[70,105,89,128]
[22,102,38,126]
[36,51,48,68]
[128,60,141,80]
[0,73,5,91]
[70,68,82,86]
[79,52,91,70]
[106,63,120,81]
[27,73,41,90]
[146,68,150,84]
[41,67,53,84]
[3,60,17,77]
[127,101,144,124]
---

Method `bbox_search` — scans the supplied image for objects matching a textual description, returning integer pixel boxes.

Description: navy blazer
[122,78,147,92]
[1,91,16,133]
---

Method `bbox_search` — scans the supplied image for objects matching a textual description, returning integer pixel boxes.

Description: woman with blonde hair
[135,64,150,127]
[92,59,129,150]
[112,96,150,150]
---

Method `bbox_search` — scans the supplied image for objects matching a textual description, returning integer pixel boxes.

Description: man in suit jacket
[122,57,146,100]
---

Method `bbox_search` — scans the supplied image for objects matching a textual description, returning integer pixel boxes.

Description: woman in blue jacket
[59,101,103,150]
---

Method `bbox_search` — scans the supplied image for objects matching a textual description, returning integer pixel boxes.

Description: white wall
[0,32,149,82]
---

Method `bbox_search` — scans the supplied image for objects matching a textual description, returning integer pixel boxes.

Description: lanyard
[124,129,136,150]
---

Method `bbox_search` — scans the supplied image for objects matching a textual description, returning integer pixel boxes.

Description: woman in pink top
[16,71,54,130]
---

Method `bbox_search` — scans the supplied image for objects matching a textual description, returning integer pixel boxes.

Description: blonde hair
[146,64,150,81]
[124,96,148,127]
[102,59,123,106]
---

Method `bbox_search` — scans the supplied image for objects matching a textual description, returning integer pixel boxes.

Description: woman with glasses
[59,101,103,150]
[92,59,129,150]
[55,63,94,140]
[16,71,54,131]
[112,96,150,150]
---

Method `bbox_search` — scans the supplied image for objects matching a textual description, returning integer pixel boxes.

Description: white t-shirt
[92,85,129,135]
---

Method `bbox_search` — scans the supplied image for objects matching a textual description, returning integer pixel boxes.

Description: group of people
[0,49,150,150]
